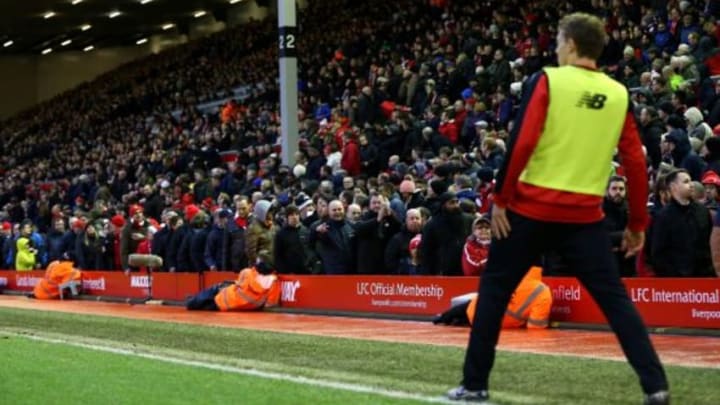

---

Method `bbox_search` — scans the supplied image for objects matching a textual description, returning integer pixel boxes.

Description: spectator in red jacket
[439,109,459,144]
[341,131,361,176]
[462,216,492,276]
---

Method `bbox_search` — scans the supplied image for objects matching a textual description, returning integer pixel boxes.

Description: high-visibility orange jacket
[214,267,280,311]
[33,261,82,300]
[466,266,552,329]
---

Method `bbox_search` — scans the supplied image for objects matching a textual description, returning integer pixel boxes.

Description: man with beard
[651,169,715,277]
[420,192,473,275]
[603,176,635,277]
[385,208,424,274]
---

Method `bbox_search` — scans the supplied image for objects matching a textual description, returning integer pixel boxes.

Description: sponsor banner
[202,272,238,289]
[3,270,718,329]
[546,278,720,329]
[277,275,477,315]
[81,271,150,299]
[152,273,201,301]
[0,271,46,291]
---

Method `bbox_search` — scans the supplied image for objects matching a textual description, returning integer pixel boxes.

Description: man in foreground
[448,13,669,405]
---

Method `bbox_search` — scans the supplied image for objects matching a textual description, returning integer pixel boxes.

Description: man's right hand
[621,229,645,258]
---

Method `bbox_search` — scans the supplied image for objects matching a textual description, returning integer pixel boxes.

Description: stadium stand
[1,0,720,278]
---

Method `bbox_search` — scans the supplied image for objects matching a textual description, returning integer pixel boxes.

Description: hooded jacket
[666,129,707,180]
[246,200,276,266]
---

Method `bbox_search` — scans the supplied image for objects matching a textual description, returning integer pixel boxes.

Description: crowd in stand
[2,0,720,278]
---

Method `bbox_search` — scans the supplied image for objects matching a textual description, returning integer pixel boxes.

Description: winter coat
[353,212,401,274]
[274,224,311,274]
[309,219,355,274]
[341,139,362,176]
[461,236,489,276]
[421,211,473,275]
[651,199,715,277]
[384,227,419,274]
[15,237,36,271]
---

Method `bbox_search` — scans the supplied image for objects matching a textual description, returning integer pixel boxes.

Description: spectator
[639,106,664,170]
[0,222,11,266]
[205,209,231,271]
[274,205,311,274]
[662,127,707,180]
[384,207,424,274]
[309,200,355,274]
[120,204,149,272]
[46,218,69,263]
[165,215,186,272]
[177,206,204,272]
[151,210,175,271]
[354,193,400,274]
[15,220,37,271]
[651,169,715,277]
[461,216,492,276]
[246,200,277,267]
[603,176,636,277]
[75,221,104,270]
[189,212,210,272]
[421,192,473,275]
[345,203,362,224]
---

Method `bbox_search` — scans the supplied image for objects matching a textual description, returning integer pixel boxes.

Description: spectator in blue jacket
[205,208,232,271]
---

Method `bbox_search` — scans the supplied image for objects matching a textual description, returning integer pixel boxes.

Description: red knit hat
[701,171,720,187]
[73,219,86,231]
[185,204,201,222]
[110,215,126,228]
[128,204,144,217]
[1,221,11,231]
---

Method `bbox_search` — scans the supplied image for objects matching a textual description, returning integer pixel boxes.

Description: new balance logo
[576,92,607,109]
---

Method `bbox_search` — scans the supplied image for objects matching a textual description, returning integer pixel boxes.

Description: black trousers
[185,282,233,311]
[462,210,668,394]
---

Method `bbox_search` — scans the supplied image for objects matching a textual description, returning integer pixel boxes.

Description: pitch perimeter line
[2,331,541,404]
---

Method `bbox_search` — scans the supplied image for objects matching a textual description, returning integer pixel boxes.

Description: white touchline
[9,332,459,404]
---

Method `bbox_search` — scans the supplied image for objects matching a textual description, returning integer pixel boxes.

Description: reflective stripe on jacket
[33,261,82,300]
[214,267,280,311]
[466,266,552,329]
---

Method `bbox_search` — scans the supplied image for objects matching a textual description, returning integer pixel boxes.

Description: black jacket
[353,211,401,274]
[602,198,635,277]
[651,199,715,277]
[274,224,311,274]
[309,219,355,274]
[167,224,190,271]
[225,221,248,271]
[641,118,664,170]
[384,226,419,274]
[421,211,473,275]
[152,226,173,271]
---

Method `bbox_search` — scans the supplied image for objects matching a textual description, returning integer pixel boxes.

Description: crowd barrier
[1,270,718,329]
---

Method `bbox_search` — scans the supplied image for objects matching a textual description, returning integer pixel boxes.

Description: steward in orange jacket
[186,250,280,311]
[433,267,552,329]
[32,261,82,300]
